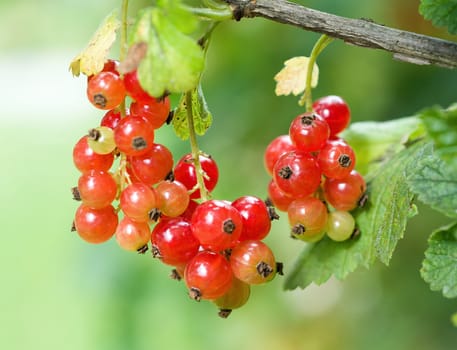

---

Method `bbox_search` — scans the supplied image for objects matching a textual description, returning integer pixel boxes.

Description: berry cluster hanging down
[264,95,367,242]
[71,60,281,318]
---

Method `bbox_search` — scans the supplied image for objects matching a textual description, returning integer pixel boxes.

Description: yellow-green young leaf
[173,86,213,140]
[69,10,120,77]
[274,56,319,96]
[421,222,457,298]
[129,5,204,97]
[284,141,432,290]
[452,312,457,327]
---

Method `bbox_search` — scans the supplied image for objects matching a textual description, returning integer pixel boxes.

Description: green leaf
[129,3,204,97]
[407,153,457,218]
[452,311,457,327]
[341,116,423,176]
[69,10,120,77]
[284,141,432,290]
[421,222,457,298]
[420,0,457,34]
[173,86,213,140]
[419,105,457,169]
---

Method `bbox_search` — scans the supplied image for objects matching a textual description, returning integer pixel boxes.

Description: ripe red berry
[130,97,171,129]
[128,143,173,186]
[123,69,155,104]
[115,216,151,252]
[155,180,190,218]
[73,136,114,173]
[289,112,330,152]
[151,218,200,266]
[120,182,158,222]
[313,95,351,137]
[273,151,321,198]
[77,170,117,209]
[174,154,219,199]
[287,197,328,242]
[114,115,155,156]
[87,71,126,110]
[263,134,295,176]
[267,180,294,212]
[191,199,243,251]
[87,59,120,82]
[184,251,233,301]
[231,196,271,241]
[317,139,356,179]
[100,109,122,130]
[323,170,367,211]
[230,240,277,285]
[74,204,118,244]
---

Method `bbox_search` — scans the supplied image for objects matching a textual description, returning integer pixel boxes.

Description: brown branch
[224,0,457,68]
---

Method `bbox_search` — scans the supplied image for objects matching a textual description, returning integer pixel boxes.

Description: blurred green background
[1,0,456,349]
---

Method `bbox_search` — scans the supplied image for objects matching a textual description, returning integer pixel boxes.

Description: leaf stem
[120,0,129,62]
[186,91,210,202]
[300,34,333,110]
[183,5,233,21]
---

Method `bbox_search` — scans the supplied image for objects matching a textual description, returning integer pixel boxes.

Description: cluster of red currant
[71,60,281,318]
[264,96,367,242]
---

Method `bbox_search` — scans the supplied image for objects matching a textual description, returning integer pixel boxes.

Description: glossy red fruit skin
[115,216,151,251]
[130,97,171,129]
[323,170,367,211]
[191,200,243,251]
[287,197,328,242]
[120,183,157,222]
[230,240,276,285]
[114,115,155,156]
[289,112,330,152]
[74,204,118,244]
[318,139,356,179]
[151,218,200,266]
[128,143,173,186]
[174,154,219,199]
[100,109,122,130]
[87,71,126,110]
[273,151,322,198]
[313,95,351,137]
[263,135,295,176]
[78,170,117,209]
[155,180,190,218]
[231,196,271,241]
[267,180,294,212]
[123,69,155,104]
[73,136,114,173]
[184,251,233,300]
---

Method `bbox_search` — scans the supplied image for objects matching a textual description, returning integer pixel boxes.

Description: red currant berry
[191,199,243,251]
[151,218,199,266]
[77,170,117,209]
[287,197,328,242]
[87,59,120,82]
[289,112,330,152]
[317,139,356,179]
[100,109,122,130]
[114,115,155,156]
[213,278,251,318]
[123,69,155,104]
[174,154,219,199]
[184,251,233,301]
[263,135,295,176]
[73,136,114,173]
[87,71,126,110]
[323,170,367,211]
[230,240,277,285]
[313,95,351,137]
[273,151,321,198]
[74,204,118,244]
[120,182,158,222]
[115,216,150,252]
[155,180,190,218]
[267,180,294,212]
[231,196,271,241]
[128,143,173,186]
[326,211,355,242]
[130,97,171,129]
